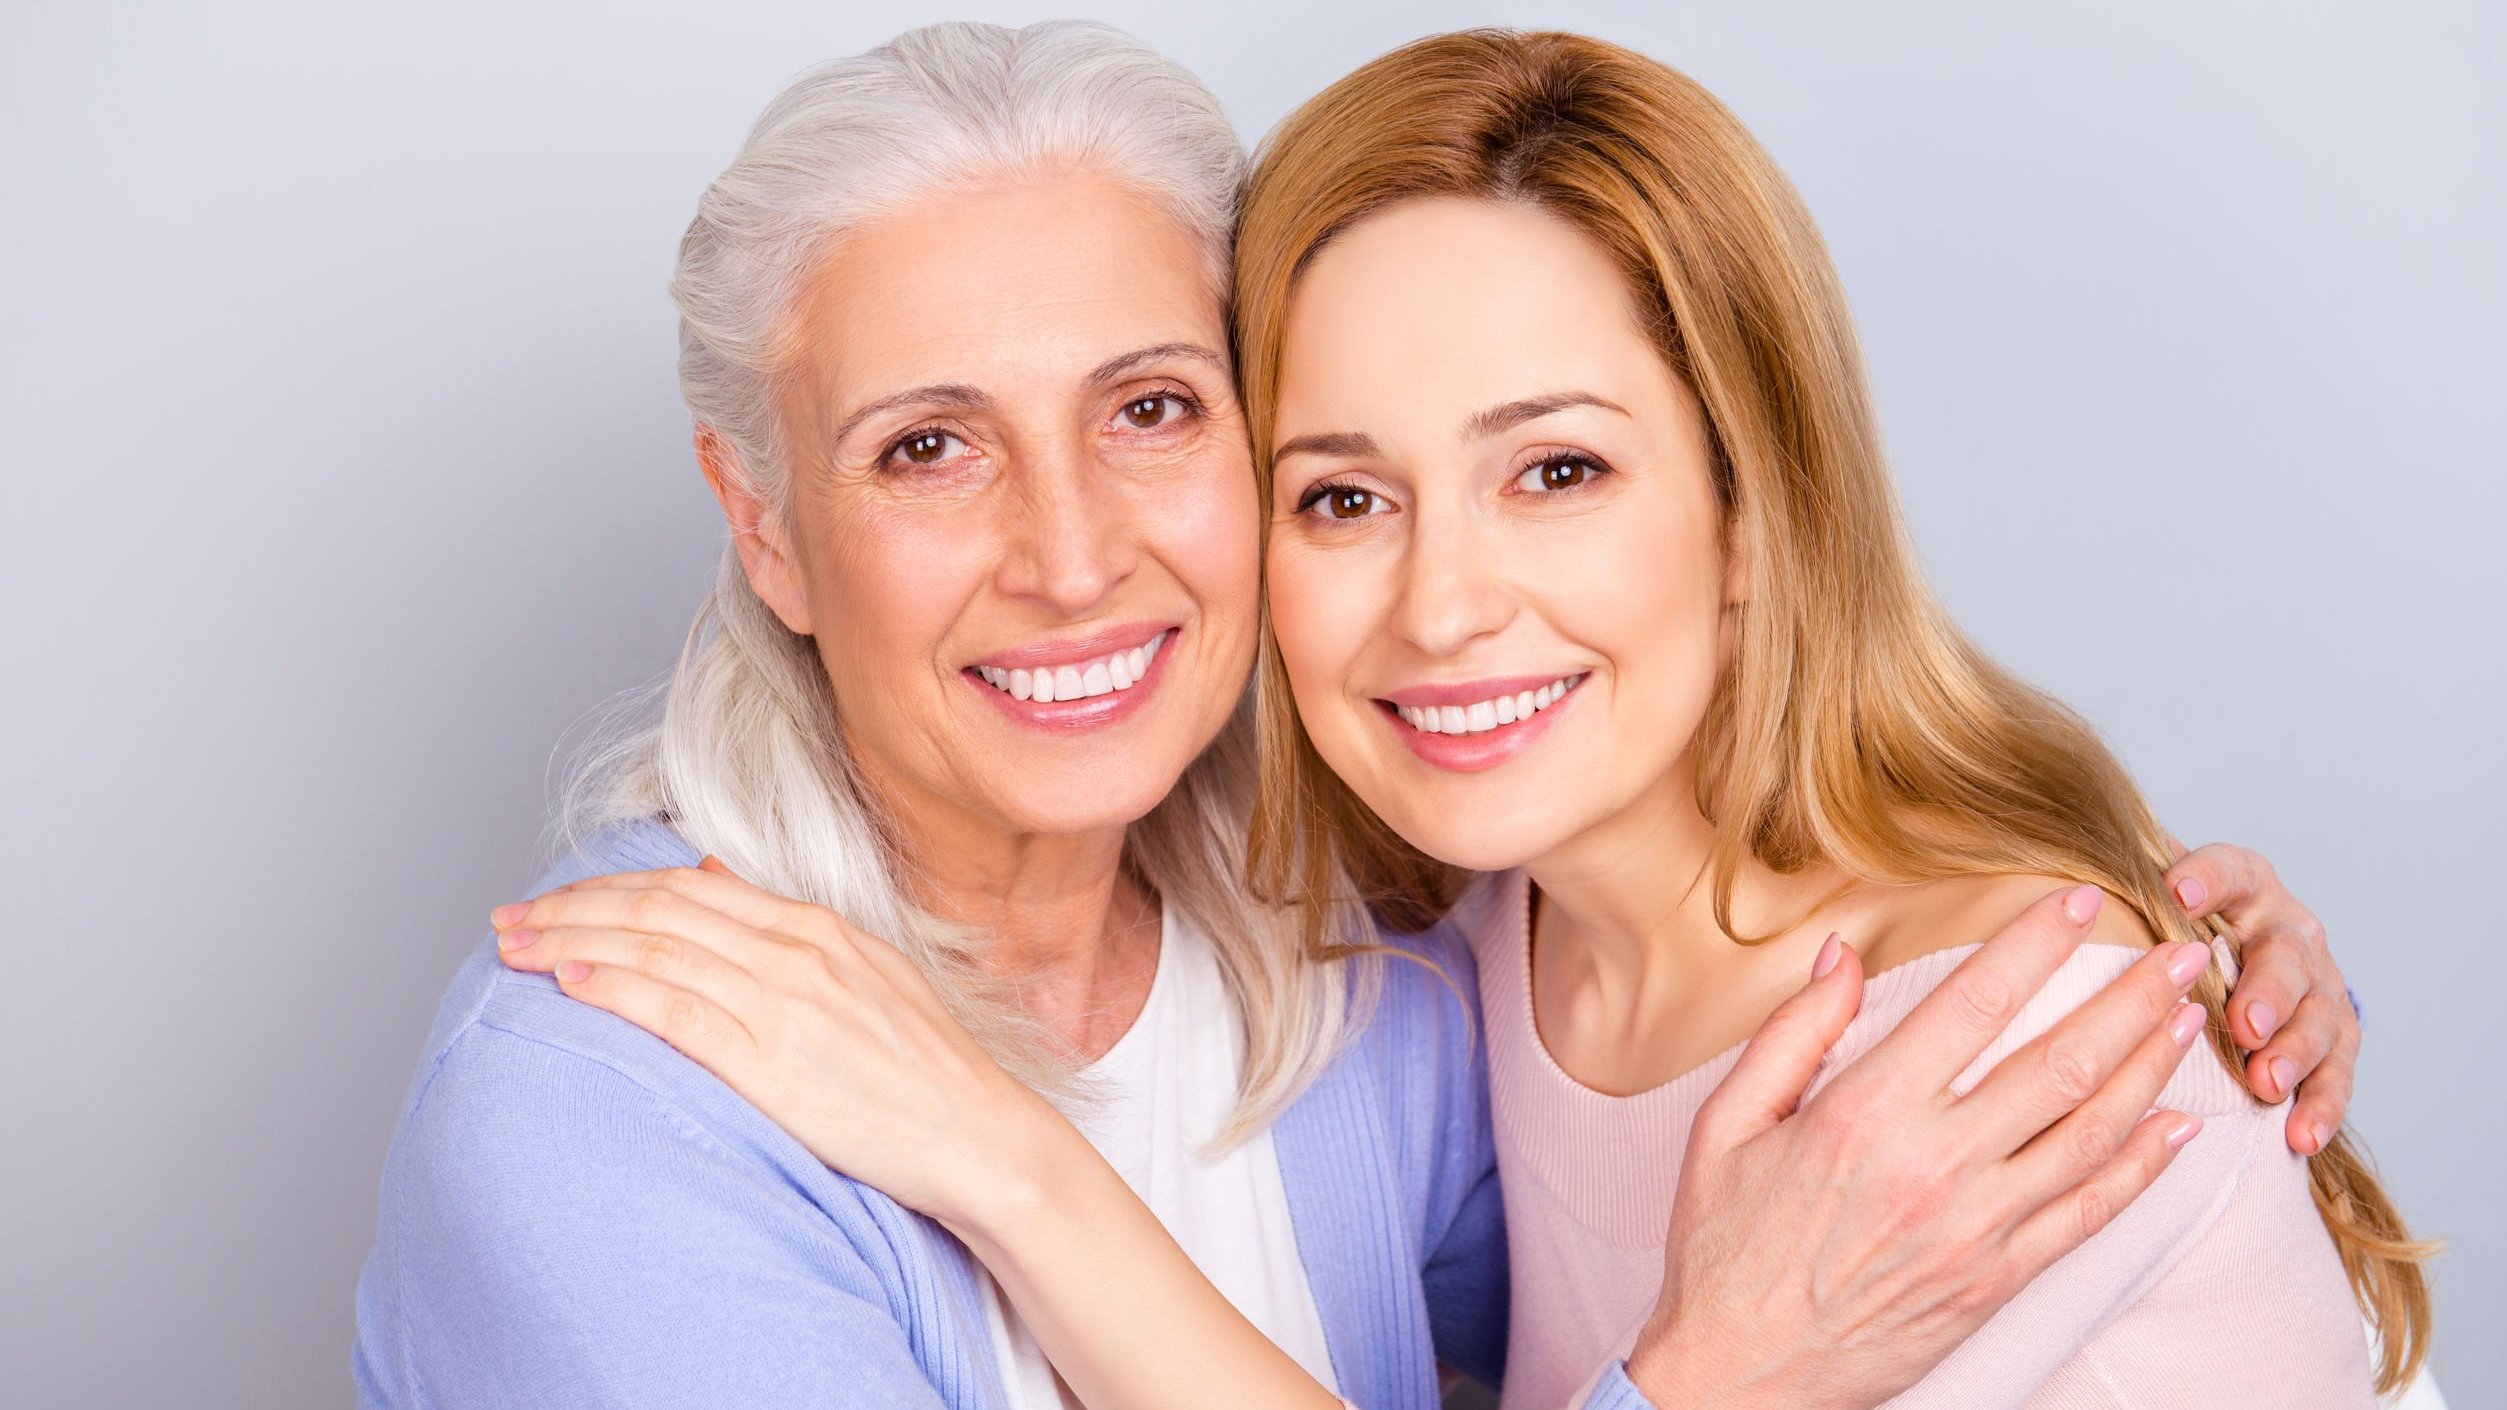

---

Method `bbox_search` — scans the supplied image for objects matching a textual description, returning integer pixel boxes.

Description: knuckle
[2038,1037,2104,1106]
[659,986,708,1038]
[635,931,684,974]
[2062,1114,2120,1172]
[624,888,672,928]
[2072,1181,2117,1241]
[1947,970,2019,1033]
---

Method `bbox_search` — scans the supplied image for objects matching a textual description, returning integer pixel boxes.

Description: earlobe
[696,425,816,636]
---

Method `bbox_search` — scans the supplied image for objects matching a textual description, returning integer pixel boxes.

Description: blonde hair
[1234,28,2432,1388]
[566,20,1361,1136]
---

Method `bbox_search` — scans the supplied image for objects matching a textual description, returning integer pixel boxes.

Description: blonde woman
[465,23,2394,1410]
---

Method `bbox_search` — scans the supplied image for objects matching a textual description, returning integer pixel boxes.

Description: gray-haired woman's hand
[1623,885,2213,1410]
[490,859,1064,1225]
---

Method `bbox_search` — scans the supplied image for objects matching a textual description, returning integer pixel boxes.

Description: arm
[491,861,1343,1410]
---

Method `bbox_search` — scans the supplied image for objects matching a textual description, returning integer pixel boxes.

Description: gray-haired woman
[354,21,2363,1410]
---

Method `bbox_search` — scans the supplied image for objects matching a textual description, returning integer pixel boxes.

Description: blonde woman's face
[1266,197,1736,871]
[734,172,1258,844]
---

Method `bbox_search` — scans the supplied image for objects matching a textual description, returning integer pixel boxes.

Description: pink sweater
[1461,870,2377,1410]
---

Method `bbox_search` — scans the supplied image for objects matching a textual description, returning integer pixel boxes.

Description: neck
[1522,755,1833,994]
[852,745,1159,1064]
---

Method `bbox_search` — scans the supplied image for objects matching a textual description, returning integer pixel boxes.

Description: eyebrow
[832,383,994,447]
[1273,391,1631,464]
[1461,391,1631,439]
[1086,340,1229,388]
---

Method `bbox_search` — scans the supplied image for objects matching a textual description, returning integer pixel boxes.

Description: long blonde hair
[1234,28,2431,1388]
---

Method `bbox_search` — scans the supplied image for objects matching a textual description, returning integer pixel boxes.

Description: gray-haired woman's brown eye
[1123,396,1175,428]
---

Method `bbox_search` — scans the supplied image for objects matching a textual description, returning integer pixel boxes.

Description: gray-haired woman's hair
[564,20,1365,1128]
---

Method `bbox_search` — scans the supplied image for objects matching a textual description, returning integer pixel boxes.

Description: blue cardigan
[353,820,1525,1409]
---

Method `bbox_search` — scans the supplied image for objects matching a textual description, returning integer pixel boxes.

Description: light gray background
[3,1,2499,1405]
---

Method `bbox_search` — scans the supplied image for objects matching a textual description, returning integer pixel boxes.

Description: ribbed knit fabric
[1463,869,2376,1410]
[352,819,1509,1409]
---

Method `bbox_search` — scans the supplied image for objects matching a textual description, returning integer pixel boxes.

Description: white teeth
[1397,673,1585,738]
[972,630,1172,705]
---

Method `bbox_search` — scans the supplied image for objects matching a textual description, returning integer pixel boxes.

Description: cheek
[802,505,988,707]
[1559,499,1728,736]
[1153,457,1261,651]
[1265,539,1384,744]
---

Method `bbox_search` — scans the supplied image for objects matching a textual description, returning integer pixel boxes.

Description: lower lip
[1382,679,1584,772]
[964,631,1177,733]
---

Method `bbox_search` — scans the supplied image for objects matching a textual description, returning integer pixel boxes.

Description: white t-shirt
[978,900,1338,1408]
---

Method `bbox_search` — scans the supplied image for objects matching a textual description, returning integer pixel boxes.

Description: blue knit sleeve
[354,1019,967,1410]
[1404,921,1510,1392]
[1579,1362,1663,1409]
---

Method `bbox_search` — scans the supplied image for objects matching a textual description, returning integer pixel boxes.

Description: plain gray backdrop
[3,1,2499,1405]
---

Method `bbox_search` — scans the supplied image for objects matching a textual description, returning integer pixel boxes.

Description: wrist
[930,1092,1097,1249]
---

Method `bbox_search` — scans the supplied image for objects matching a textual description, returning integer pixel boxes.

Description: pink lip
[1380,675,1585,772]
[963,628,1178,733]
[971,621,1175,672]
[1376,674,1575,709]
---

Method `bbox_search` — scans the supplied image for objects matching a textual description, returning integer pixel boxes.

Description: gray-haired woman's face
[723,171,1258,844]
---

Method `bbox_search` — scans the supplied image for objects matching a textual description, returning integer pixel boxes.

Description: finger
[2280,995,2356,1154]
[1999,995,2205,1203]
[2220,929,2313,1047]
[496,885,808,985]
[2162,842,2280,928]
[1863,885,2107,1097]
[2244,984,2338,1102]
[2004,1109,2201,1277]
[1956,938,2211,1152]
[1694,934,1864,1149]
[514,865,800,934]
[552,961,758,1063]
[502,923,769,1022]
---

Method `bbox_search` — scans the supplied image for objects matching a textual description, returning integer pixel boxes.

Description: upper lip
[969,622,1176,671]
[1376,674,1579,709]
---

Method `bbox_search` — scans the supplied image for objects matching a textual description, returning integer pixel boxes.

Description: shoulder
[1857,871,2157,977]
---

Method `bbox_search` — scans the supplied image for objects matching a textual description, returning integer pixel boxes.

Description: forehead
[790,170,1224,400]
[1279,197,1661,424]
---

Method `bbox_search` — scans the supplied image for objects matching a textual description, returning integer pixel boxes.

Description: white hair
[563,20,1366,1129]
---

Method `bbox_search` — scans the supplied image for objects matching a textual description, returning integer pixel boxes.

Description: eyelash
[1511,451,1612,495]
[877,386,1205,472]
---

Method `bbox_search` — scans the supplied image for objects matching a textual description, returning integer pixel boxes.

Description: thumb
[1698,933,1864,1146]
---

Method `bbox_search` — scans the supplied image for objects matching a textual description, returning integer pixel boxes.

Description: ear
[697,425,815,636]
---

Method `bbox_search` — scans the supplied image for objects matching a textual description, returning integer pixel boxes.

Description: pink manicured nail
[2167,1116,2203,1150]
[557,960,591,984]
[1812,931,1842,979]
[2165,942,2209,986]
[2269,1056,2298,1096]
[2246,1001,2279,1041]
[497,928,539,952]
[490,903,530,929]
[2168,1003,2206,1047]
[2310,1121,2330,1153]
[2062,884,2105,925]
[2173,876,2207,912]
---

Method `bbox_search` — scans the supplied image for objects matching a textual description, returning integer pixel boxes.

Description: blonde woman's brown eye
[1297,484,1383,520]
[1516,455,1602,493]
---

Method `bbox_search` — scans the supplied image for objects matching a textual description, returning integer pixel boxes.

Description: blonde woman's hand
[1625,885,2214,1410]
[2164,838,2361,1154]
[489,859,1065,1226]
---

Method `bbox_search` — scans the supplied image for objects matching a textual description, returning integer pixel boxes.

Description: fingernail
[2166,941,2209,986]
[497,928,539,952]
[1811,931,1842,979]
[490,903,530,929]
[2269,1056,2298,1097]
[557,960,591,984]
[2310,1121,2330,1153]
[2173,876,2207,911]
[2063,884,2105,925]
[2167,1116,2203,1150]
[2168,1003,2206,1047]
[2247,1001,2279,1041]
